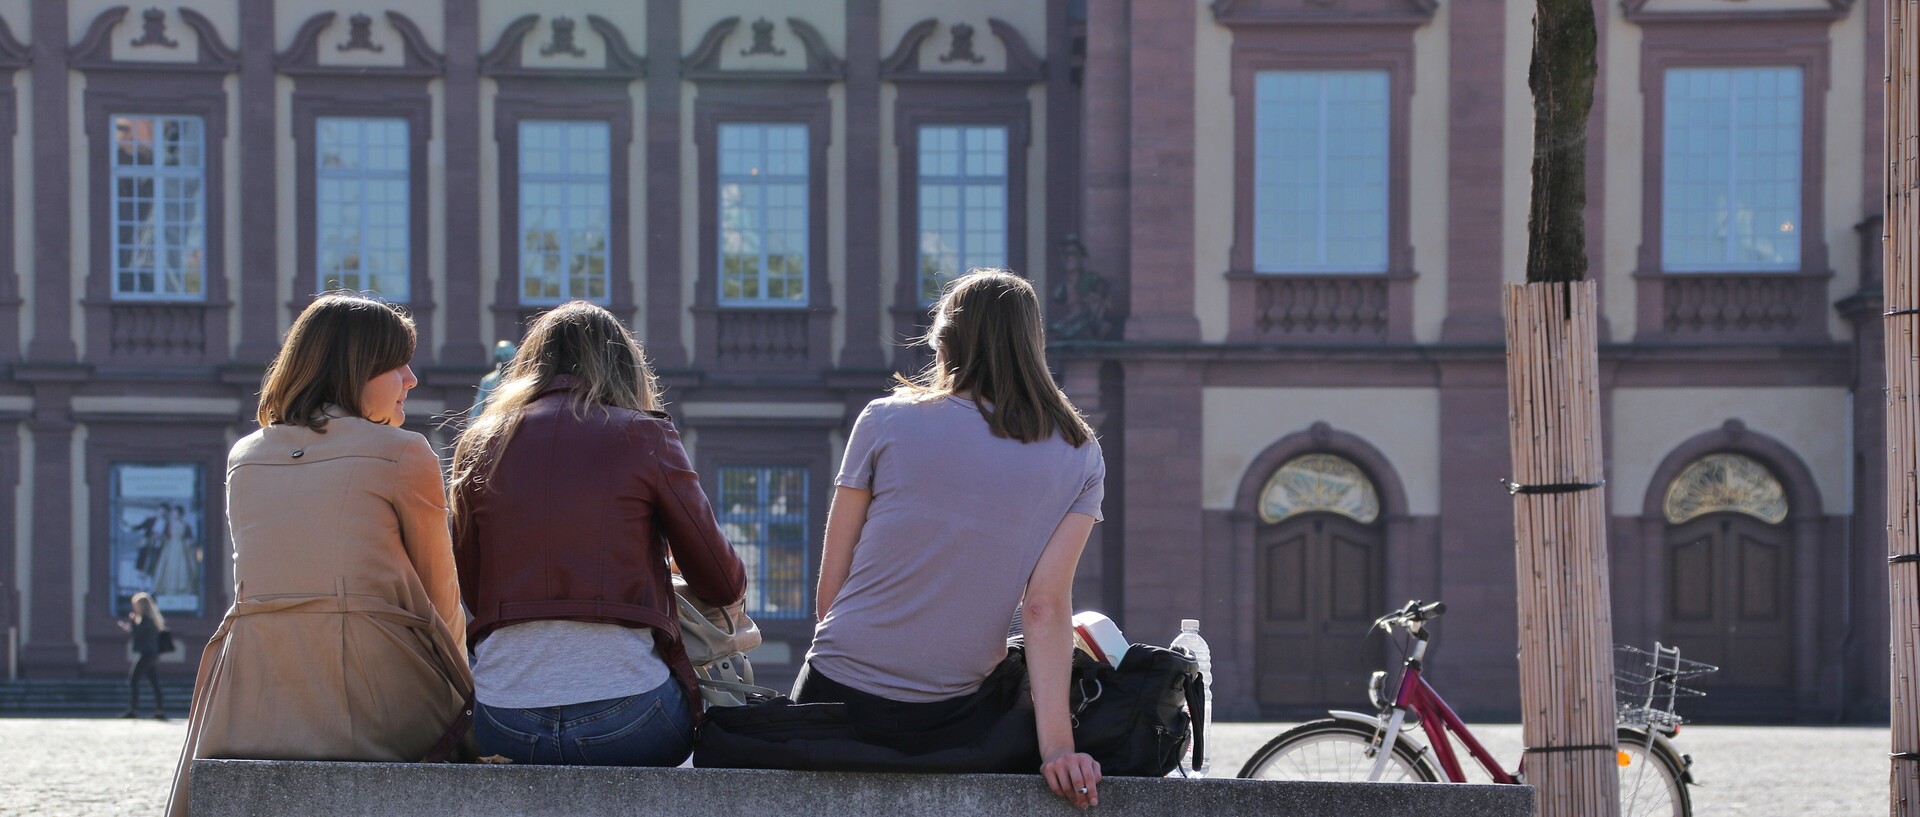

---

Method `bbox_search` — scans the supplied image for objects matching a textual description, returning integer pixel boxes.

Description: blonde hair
[130,592,165,630]
[258,292,416,431]
[450,302,661,514]
[896,269,1094,447]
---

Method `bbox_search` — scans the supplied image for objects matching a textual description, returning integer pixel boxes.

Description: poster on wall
[110,463,205,617]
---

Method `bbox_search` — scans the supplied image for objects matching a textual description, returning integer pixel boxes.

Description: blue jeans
[476,680,695,767]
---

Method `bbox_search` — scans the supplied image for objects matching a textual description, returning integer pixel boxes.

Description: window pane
[1252,71,1390,274]
[519,120,612,305]
[715,467,810,618]
[1661,66,1802,272]
[317,117,410,300]
[916,125,1009,304]
[111,114,208,299]
[718,124,810,306]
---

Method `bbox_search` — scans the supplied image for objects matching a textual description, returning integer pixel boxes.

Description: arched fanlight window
[1662,453,1788,525]
[1259,453,1381,525]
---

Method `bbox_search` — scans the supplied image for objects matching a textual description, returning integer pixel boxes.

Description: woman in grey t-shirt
[802,269,1106,809]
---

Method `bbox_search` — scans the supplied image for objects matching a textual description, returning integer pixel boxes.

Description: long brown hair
[896,269,1094,446]
[257,292,416,431]
[449,302,661,509]
[130,592,165,630]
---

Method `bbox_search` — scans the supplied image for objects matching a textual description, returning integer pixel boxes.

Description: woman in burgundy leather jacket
[450,302,746,767]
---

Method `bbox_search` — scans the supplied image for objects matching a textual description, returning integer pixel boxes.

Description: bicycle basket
[1613,643,1717,729]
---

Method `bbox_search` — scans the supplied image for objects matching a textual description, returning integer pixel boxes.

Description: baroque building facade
[0,0,1886,722]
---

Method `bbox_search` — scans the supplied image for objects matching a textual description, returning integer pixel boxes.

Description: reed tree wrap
[1886,0,1920,806]
[1503,282,1619,817]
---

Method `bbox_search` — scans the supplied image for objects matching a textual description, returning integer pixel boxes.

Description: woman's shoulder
[332,416,434,459]
[229,417,432,470]
[860,392,953,420]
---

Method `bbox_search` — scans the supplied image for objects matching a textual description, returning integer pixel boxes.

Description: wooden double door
[1662,514,1796,721]
[1255,514,1383,715]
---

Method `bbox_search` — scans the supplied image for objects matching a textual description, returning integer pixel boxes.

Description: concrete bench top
[190,759,1534,817]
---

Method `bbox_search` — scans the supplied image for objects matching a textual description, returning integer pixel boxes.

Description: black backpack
[1068,643,1205,777]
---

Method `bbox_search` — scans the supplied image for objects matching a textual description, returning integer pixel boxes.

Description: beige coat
[167,414,472,817]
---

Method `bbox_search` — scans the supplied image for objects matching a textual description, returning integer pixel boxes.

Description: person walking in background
[450,302,746,767]
[801,269,1107,808]
[166,293,473,817]
[117,592,166,720]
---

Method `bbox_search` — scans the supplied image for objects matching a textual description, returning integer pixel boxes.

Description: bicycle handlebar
[1374,599,1448,632]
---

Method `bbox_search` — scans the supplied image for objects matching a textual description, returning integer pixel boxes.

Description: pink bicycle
[1236,600,1714,817]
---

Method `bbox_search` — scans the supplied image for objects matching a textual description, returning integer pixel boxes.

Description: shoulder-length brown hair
[895,269,1095,447]
[257,292,417,431]
[449,302,661,509]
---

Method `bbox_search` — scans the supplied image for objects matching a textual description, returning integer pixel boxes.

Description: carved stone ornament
[938,23,986,64]
[72,7,240,70]
[130,7,178,48]
[279,11,444,76]
[479,14,644,78]
[1048,235,1113,341]
[1258,453,1382,525]
[1662,453,1789,525]
[684,17,842,81]
[541,17,587,57]
[740,17,786,56]
[337,13,384,53]
[881,18,1043,82]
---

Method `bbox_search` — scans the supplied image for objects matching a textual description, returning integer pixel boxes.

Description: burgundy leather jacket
[453,375,746,716]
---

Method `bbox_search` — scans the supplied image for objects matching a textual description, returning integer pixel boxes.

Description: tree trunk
[1517,0,1615,814]
[1526,0,1598,284]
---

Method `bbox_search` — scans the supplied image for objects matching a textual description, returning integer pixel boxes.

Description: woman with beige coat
[166,293,473,817]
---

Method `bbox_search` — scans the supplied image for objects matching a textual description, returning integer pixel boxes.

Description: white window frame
[916,125,1009,305]
[1252,71,1390,274]
[718,123,810,307]
[1660,66,1803,273]
[714,466,811,620]
[316,117,410,300]
[518,120,612,306]
[111,114,208,300]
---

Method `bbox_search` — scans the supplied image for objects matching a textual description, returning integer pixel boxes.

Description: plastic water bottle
[1170,619,1212,778]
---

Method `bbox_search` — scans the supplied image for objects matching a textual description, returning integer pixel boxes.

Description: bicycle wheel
[1237,719,1440,783]
[1617,726,1691,817]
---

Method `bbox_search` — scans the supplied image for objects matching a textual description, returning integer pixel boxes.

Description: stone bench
[190,759,1534,816]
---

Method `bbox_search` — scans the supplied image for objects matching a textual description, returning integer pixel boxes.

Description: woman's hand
[1041,750,1102,809]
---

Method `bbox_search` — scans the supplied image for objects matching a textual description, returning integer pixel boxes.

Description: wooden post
[1885,0,1920,807]
[1503,282,1619,817]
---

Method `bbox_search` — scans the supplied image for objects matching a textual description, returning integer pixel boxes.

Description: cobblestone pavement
[0,718,1889,815]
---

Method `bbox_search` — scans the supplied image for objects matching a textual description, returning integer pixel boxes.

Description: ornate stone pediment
[881,18,1043,83]
[278,11,442,77]
[70,6,238,73]
[481,14,644,79]
[683,17,843,82]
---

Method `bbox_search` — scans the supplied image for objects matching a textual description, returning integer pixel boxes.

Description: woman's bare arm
[814,485,871,621]
[1024,511,1101,809]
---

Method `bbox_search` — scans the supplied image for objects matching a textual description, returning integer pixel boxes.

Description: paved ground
[0,718,1889,815]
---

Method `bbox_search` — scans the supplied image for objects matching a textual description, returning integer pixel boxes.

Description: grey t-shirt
[806,394,1105,702]
[472,620,671,709]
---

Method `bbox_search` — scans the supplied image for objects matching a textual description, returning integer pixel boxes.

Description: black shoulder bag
[1068,643,1205,777]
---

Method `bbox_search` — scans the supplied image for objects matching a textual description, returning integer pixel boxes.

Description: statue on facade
[469,340,518,419]
[1048,234,1113,341]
